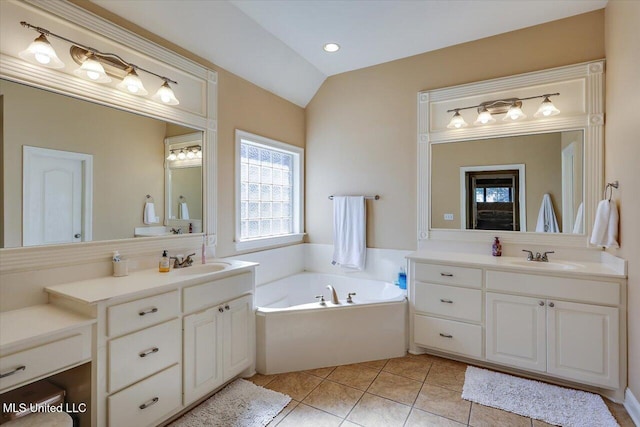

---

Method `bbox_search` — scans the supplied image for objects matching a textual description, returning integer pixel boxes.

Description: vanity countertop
[407,251,626,279]
[0,304,95,351]
[45,259,258,305]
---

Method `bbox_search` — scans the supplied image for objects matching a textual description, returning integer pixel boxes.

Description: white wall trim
[0,0,218,271]
[417,60,604,249]
[625,388,640,426]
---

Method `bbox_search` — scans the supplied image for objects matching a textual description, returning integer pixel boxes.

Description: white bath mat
[169,379,291,427]
[462,366,618,427]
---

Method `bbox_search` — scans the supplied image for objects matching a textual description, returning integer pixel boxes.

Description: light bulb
[186,150,196,159]
[19,34,65,69]
[447,111,468,129]
[177,150,187,160]
[534,97,560,118]
[323,43,340,53]
[196,150,203,159]
[117,69,148,95]
[474,107,496,125]
[503,104,526,121]
[74,56,111,83]
[167,151,177,161]
[152,81,179,105]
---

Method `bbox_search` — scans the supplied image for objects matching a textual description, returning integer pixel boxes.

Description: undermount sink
[507,260,582,271]
[171,262,231,275]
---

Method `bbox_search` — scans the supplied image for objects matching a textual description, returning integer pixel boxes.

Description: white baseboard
[625,388,640,426]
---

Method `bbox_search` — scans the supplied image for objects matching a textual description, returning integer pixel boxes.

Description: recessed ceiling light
[323,43,340,53]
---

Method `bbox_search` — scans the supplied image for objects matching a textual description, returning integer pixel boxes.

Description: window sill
[234,233,304,252]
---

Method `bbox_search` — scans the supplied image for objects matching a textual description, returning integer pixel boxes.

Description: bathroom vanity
[44,260,257,427]
[408,251,627,400]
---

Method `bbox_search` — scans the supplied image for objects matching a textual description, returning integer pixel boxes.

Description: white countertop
[406,251,626,279]
[45,259,258,305]
[0,304,95,351]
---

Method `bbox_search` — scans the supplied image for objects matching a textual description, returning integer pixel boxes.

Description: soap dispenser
[492,237,502,257]
[159,250,170,272]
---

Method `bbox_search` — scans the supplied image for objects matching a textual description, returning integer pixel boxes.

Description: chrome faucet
[170,227,183,235]
[170,253,195,268]
[522,250,555,262]
[326,285,340,304]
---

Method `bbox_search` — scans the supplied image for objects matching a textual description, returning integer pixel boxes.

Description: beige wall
[605,0,640,401]
[431,133,562,231]
[69,1,306,258]
[306,10,604,249]
[1,79,168,246]
[170,166,202,220]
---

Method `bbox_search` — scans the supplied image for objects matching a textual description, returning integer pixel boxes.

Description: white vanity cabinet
[45,260,257,427]
[183,274,254,405]
[408,252,626,399]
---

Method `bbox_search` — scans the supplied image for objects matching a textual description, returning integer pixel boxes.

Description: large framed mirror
[0,0,217,270]
[418,61,604,248]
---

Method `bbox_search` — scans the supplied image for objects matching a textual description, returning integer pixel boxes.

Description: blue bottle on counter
[398,267,407,290]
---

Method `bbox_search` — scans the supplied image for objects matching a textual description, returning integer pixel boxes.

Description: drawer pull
[0,365,26,379]
[139,347,159,358]
[440,273,454,277]
[138,307,158,316]
[440,299,453,304]
[139,397,159,410]
[439,333,453,338]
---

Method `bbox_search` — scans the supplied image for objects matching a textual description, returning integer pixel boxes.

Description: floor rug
[462,366,618,427]
[169,379,291,427]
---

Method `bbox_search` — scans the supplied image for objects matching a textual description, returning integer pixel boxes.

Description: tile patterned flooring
[247,354,635,427]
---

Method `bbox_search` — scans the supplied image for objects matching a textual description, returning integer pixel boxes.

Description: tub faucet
[326,285,340,304]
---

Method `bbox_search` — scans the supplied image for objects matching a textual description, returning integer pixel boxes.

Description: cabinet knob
[539,301,545,306]
[218,307,224,313]
[224,305,230,311]
[549,302,555,308]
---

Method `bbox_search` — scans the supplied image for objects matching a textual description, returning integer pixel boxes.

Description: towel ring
[145,194,154,202]
[604,181,619,201]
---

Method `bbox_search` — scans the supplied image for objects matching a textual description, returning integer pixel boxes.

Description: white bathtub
[255,272,407,374]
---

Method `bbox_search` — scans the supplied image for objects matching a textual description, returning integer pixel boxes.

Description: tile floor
[247,353,635,427]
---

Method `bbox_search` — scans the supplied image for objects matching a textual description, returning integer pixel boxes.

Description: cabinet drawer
[414,315,482,358]
[108,319,180,393]
[183,273,252,313]
[414,283,481,322]
[108,290,179,337]
[108,364,181,427]
[0,328,91,392]
[486,270,620,305]
[414,263,482,288]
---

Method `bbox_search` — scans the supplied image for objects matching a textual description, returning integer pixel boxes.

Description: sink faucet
[326,285,339,304]
[170,228,183,235]
[522,250,555,262]
[170,253,195,268]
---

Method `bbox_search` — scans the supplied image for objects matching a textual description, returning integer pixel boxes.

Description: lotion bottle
[159,250,170,272]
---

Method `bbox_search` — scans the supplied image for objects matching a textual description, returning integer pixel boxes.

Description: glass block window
[235,130,303,249]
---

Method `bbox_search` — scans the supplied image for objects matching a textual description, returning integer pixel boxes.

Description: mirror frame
[417,60,604,248]
[0,0,217,272]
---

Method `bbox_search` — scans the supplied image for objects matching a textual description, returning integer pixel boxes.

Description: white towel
[572,202,584,234]
[590,199,619,248]
[179,202,190,220]
[331,196,366,271]
[535,194,560,233]
[143,202,156,224]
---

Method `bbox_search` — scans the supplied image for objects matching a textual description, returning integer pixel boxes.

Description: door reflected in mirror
[431,131,583,234]
[0,78,202,248]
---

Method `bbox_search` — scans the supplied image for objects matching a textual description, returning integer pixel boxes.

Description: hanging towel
[572,202,584,234]
[143,202,156,225]
[331,196,366,271]
[179,202,190,220]
[535,194,560,233]
[590,199,619,248]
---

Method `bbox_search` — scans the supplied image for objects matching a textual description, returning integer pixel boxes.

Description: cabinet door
[547,300,619,388]
[223,294,254,380]
[486,293,546,372]
[183,307,223,404]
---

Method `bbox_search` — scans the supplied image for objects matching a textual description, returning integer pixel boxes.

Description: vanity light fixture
[19,21,179,104]
[166,150,178,161]
[19,33,65,69]
[446,93,560,129]
[167,145,201,162]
